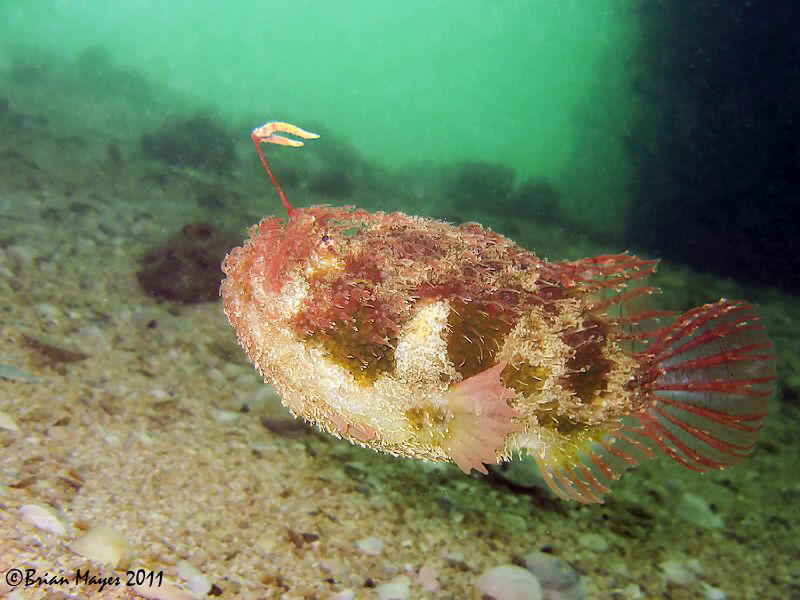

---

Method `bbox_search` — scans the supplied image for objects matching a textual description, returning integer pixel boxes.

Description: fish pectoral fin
[441,361,521,475]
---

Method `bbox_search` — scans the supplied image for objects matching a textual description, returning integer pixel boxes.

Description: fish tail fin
[629,299,775,472]
[527,299,773,505]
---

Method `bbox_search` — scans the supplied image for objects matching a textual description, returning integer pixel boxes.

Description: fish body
[220,122,774,503]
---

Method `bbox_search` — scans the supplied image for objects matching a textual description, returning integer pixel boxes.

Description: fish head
[220,205,376,325]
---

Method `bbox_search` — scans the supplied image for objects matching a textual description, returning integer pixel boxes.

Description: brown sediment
[21,332,89,368]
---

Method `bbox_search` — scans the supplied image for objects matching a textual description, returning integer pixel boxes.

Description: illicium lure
[220,121,774,503]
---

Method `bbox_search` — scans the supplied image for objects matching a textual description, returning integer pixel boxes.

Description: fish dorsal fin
[545,253,672,346]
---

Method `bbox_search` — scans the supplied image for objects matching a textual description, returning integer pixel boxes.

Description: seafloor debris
[675,492,723,529]
[476,564,543,600]
[0,411,21,432]
[517,551,588,600]
[69,525,134,568]
[21,331,88,369]
[0,363,38,382]
[137,222,240,304]
[18,502,70,535]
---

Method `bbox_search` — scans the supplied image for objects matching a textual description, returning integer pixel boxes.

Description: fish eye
[320,234,335,251]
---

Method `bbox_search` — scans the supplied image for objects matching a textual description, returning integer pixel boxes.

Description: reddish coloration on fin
[547,253,659,290]
[349,422,377,442]
[588,285,657,314]
[542,253,667,344]
[330,413,348,435]
[633,299,774,472]
[533,422,656,504]
[330,413,375,442]
[443,361,521,475]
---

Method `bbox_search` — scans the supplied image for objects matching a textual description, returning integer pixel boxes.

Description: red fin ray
[525,297,775,504]
[532,419,656,504]
[550,253,667,345]
[588,285,657,314]
[633,299,774,472]
[659,341,774,375]
[549,253,659,289]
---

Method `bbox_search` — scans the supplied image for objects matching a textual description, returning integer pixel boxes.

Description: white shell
[475,565,543,600]
[18,503,70,536]
[69,526,134,568]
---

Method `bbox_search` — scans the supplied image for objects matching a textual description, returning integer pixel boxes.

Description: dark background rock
[141,113,236,174]
[137,222,241,304]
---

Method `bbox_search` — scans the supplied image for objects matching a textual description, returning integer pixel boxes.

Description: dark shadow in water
[625,1,800,292]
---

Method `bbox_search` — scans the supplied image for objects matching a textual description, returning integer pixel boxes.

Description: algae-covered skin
[220,122,775,503]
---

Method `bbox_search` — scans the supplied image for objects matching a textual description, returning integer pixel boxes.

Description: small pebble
[661,560,697,586]
[19,503,70,535]
[34,302,63,323]
[328,591,355,600]
[207,368,227,384]
[417,563,440,592]
[498,512,528,531]
[621,583,643,599]
[0,364,38,383]
[213,410,241,423]
[177,560,211,597]
[476,565,543,600]
[356,536,385,556]
[0,410,21,432]
[578,533,609,552]
[376,575,411,600]
[520,551,587,599]
[70,526,134,568]
[675,492,723,529]
[703,583,727,600]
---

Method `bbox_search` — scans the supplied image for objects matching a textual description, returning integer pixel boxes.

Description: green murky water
[0,1,636,233]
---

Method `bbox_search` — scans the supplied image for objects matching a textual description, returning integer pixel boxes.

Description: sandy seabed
[0,129,799,600]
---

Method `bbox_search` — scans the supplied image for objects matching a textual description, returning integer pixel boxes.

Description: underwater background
[0,1,798,599]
